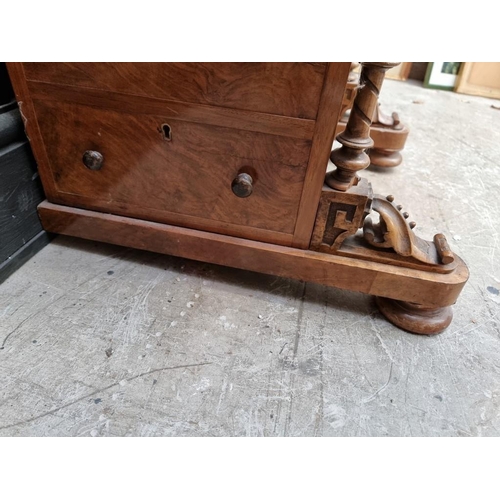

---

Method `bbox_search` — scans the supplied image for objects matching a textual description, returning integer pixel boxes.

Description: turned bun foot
[369,148,403,168]
[375,297,453,335]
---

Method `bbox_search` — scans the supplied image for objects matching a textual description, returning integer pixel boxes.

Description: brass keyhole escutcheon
[82,150,104,170]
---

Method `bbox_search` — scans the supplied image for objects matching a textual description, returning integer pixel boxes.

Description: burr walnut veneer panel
[23,63,327,119]
[33,99,310,242]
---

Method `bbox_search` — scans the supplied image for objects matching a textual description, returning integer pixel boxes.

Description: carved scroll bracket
[363,194,454,266]
[373,103,404,130]
[311,62,457,274]
[310,188,457,273]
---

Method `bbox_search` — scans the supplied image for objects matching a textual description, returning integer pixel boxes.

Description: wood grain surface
[28,81,316,140]
[33,99,311,241]
[5,63,60,202]
[23,63,327,119]
[292,62,351,248]
[9,63,354,248]
[39,202,469,308]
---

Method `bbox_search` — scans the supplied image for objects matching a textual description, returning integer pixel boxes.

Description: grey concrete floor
[1,80,500,436]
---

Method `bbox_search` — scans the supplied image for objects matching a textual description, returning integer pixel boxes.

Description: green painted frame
[424,62,462,91]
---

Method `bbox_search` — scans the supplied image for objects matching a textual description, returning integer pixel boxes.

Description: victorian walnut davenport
[6,63,469,334]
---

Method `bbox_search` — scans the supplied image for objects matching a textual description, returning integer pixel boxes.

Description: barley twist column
[326,62,399,191]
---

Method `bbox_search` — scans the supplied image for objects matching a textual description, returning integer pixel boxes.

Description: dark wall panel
[0,63,50,283]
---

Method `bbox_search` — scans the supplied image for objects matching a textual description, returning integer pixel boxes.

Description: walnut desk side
[7,62,469,334]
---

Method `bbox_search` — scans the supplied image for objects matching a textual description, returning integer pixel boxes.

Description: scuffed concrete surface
[1,79,499,436]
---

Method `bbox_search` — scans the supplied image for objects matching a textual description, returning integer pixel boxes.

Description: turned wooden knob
[231,173,253,198]
[82,150,104,170]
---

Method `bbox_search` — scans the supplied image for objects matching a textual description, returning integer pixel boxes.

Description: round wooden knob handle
[82,150,104,170]
[231,173,253,198]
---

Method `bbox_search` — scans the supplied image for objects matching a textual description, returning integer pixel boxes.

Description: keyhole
[161,123,172,141]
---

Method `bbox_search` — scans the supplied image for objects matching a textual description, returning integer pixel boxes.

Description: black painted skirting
[0,231,53,283]
[1,62,50,281]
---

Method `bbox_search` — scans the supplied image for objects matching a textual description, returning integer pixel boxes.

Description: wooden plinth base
[375,296,453,335]
[38,201,469,332]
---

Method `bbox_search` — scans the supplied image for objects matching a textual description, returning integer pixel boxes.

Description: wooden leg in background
[335,121,409,169]
[375,297,453,335]
[336,68,410,170]
[327,63,399,191]
[368,148,403,168]
[367,102,408,169]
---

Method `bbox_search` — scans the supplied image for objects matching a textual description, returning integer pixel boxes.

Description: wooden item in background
[327,63,399,190]
[385,62,412,81]
[408,63,429,82]
[455,63,500,99]
[350,62,413,82]
[337,64,409,169]
[7,62,469,334]
[336,102,409,169]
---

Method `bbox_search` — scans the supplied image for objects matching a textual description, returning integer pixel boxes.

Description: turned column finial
[326,62,399,191]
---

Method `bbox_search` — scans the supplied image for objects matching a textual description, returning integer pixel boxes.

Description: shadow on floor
[49,234,379,322]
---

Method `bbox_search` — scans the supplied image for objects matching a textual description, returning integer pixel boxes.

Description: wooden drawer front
[34,100,311,240]
[23,63,326,120]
